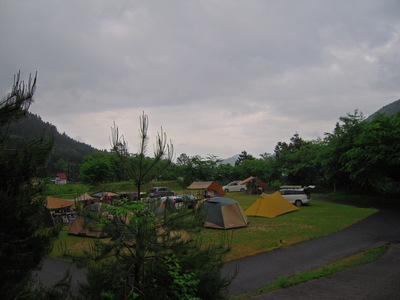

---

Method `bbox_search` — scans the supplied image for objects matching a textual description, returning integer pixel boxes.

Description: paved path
[36,256,87,292]
[249,243,400,299]
[222,200,400,298]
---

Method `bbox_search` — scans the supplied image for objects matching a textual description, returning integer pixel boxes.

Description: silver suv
[149,187,175,198]
[279,186,314,207]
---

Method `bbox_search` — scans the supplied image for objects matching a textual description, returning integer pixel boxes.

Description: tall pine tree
[0,72,60,298]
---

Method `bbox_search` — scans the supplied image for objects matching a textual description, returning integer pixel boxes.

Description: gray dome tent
[202,197,248,229]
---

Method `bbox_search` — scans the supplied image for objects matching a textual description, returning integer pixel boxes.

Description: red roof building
[55,173,68,185]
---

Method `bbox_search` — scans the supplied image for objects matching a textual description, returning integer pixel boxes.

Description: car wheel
[224,189,229,193]
[295,200,302,207]
[240,188,245,192]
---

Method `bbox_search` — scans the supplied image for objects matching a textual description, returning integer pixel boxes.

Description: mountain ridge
[366,99,400,120]
[8,112,99,180]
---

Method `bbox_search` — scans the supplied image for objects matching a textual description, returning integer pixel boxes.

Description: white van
[279,186,314,207]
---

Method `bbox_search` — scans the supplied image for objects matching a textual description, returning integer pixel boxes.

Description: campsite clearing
[49,194,376,262]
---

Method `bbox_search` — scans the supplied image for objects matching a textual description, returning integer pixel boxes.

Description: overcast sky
[1,1,399,159]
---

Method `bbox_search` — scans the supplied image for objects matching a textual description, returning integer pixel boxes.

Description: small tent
[245,192,299,218]
[202,197,248,229]
[187,181,225,197]
[68,203,111,238]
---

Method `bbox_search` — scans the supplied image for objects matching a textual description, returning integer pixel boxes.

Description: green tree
[72,113,233,299]
[108,151,129,182]
[235,150,255,166]
[176,153,190,166]
[273,133,311,185]
[236,159,267,180]
[213,163,238,184]
[0,72,61,298]
[284,140,323,186]
[73,200,231,300]
[54,157,69,173]
[110,113,174,199]
[259,152,282,187]
[339,112,400,194]
[321,110,366,190]
[176,155,223,187]
[79,152,114,184]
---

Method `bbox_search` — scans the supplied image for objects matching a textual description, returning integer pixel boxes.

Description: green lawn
[49,192,377,262]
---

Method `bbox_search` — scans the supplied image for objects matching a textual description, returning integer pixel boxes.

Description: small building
[55,173,68,185]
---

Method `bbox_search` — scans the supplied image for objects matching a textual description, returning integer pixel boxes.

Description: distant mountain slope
[367,99,400,121]
[7,112,99,181]
[220,154,239,166]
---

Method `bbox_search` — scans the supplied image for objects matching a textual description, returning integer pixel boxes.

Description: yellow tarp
[245,192,299,218]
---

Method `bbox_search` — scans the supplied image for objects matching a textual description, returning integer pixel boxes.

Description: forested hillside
[7,112,98,181]
[367,99,400,120]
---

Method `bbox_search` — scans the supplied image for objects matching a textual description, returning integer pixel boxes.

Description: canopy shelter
[245,192,299,218]
[202,197,248,229]
[90,191,119,198]
[46,196,75,224]
[72,192,97,207]
[74,192,96,202]
[90,191,120,204]
[46,196,73,211]
[239,176,268,194]
[187,181,225,197]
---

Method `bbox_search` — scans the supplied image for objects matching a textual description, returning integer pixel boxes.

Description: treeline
[80,110,400,197]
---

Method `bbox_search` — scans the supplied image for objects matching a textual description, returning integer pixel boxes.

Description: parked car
[149,187,174,198]
[279,186,314,207]
[222,181,247,192]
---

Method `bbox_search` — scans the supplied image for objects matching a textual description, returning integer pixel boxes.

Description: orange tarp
[46,196,73,210]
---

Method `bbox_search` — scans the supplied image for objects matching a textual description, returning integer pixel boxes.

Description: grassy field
[49,191,377,262]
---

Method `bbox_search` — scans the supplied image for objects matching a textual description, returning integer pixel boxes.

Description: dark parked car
[149,187,175,198]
